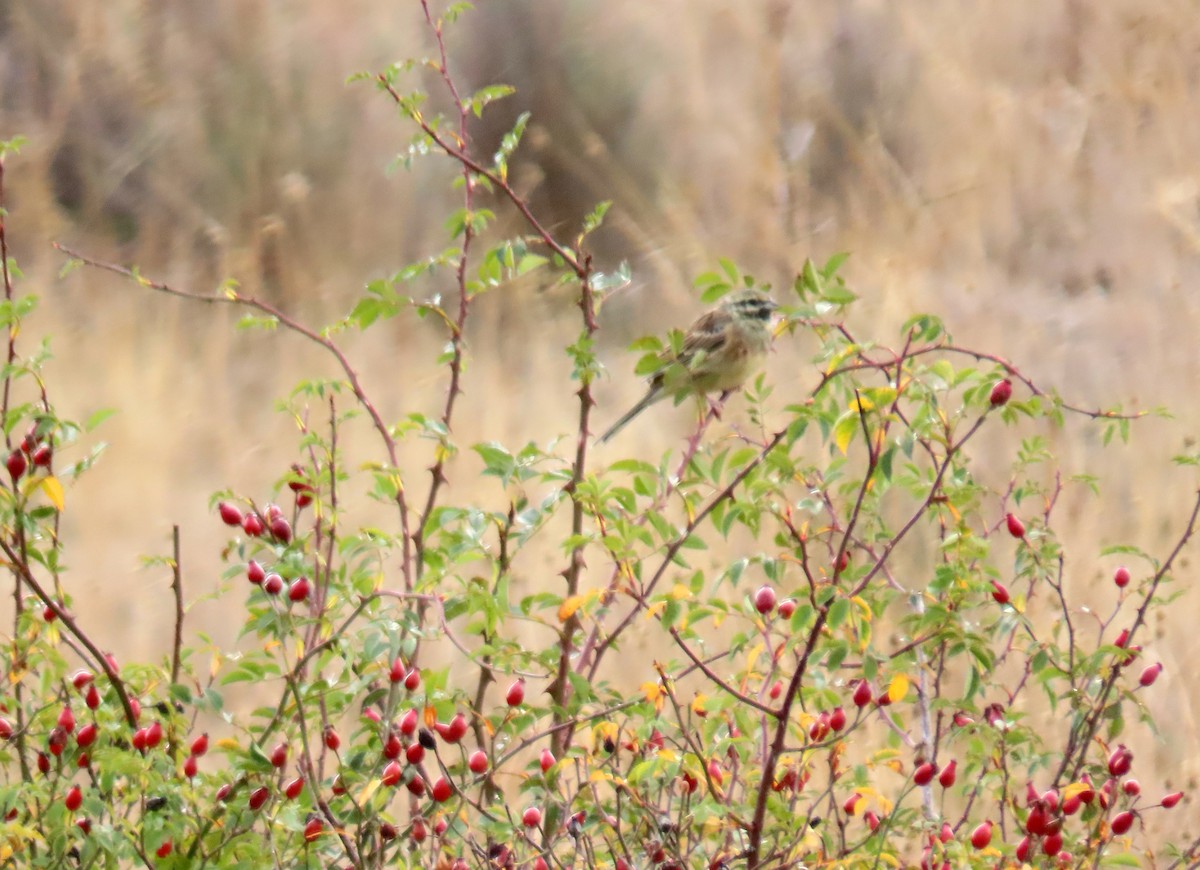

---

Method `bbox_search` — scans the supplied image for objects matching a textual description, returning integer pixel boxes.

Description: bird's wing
[675,307,732,367]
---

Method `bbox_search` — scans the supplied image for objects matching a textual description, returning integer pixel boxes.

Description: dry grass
[2,0,1199,810]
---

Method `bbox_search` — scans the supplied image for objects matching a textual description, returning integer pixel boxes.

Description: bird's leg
[707,390,733,420]
[681,390,734,457]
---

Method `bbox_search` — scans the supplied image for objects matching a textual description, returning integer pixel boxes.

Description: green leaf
[826,596,850,630]
[821,251,849,278]
[349,296,383,329]
[495,112,531,169]
[469,83,516,118]
[582,201,612,235]
[470,444,513,477]
[85,408,117,431]
[517,252,548,276]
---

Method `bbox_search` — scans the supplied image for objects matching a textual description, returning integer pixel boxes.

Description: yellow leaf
[558,594,586,622]
[691,694,708,717]
[640,682,664,704]
[888,673,910,703]
[824,342,859,376]
[1062,781,1092,800]
[38,475,65,511]
[848,794,866,816]
[644,600,666,620]
[743,641,764,675]
[589,769,614,783]
[592,721,618,749]
[833,413,857,455]
[355,778,381,805]
[859,785,894,814]
[216,737,242,751]
[670,583,691,600]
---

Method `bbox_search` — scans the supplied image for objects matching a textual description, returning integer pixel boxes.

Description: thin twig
[0,538,138,727]
[1059,489,1200,784]
[51,242,417,588]
[169,525,183,686]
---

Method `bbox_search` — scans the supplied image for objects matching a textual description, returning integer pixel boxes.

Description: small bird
[597,289,779,444]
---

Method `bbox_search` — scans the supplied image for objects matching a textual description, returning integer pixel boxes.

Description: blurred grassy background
[3,0,1199,801]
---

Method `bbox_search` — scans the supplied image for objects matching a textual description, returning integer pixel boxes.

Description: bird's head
[722,289,779,324]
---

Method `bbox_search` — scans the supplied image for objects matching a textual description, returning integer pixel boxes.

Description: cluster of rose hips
[751,584,796,619]
[837,659,1185,866]
[189,656,458,852]
[0,661,188,842]
[218,500,294,547]
[906,735,1184,865]
[1002,749,1183,863]
[5,423,53,483]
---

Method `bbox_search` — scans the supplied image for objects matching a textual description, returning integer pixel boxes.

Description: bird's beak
[769,304,789,337]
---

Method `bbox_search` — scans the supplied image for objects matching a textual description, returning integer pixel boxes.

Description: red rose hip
[913,761,936,786]
[381,760,402,787]
[431,776,453,802]
[970,819,992,849]
[1138,663,1163,687]
[991,580,1010,604]
[288,576,310,602]
[248,786,270,811]
[989,378,1012,406]
[505,678,525,707]
[242,512,264,536]
[938,759,957,788]
[217,501,242,526]
[753,584,777,614]
[852,680,872,708]
[1111,810,1135,835]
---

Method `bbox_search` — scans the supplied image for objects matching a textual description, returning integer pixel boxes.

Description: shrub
[0,4,1193,868]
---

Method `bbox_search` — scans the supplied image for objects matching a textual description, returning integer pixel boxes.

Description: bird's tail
[597,389,661,444]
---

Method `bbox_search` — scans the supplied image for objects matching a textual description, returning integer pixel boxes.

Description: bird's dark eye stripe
[733,298,777,319]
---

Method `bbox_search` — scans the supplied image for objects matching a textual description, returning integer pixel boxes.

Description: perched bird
[597,289,779,443]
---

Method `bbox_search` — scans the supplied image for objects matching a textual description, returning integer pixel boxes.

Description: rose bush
[0,3,1193,867]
